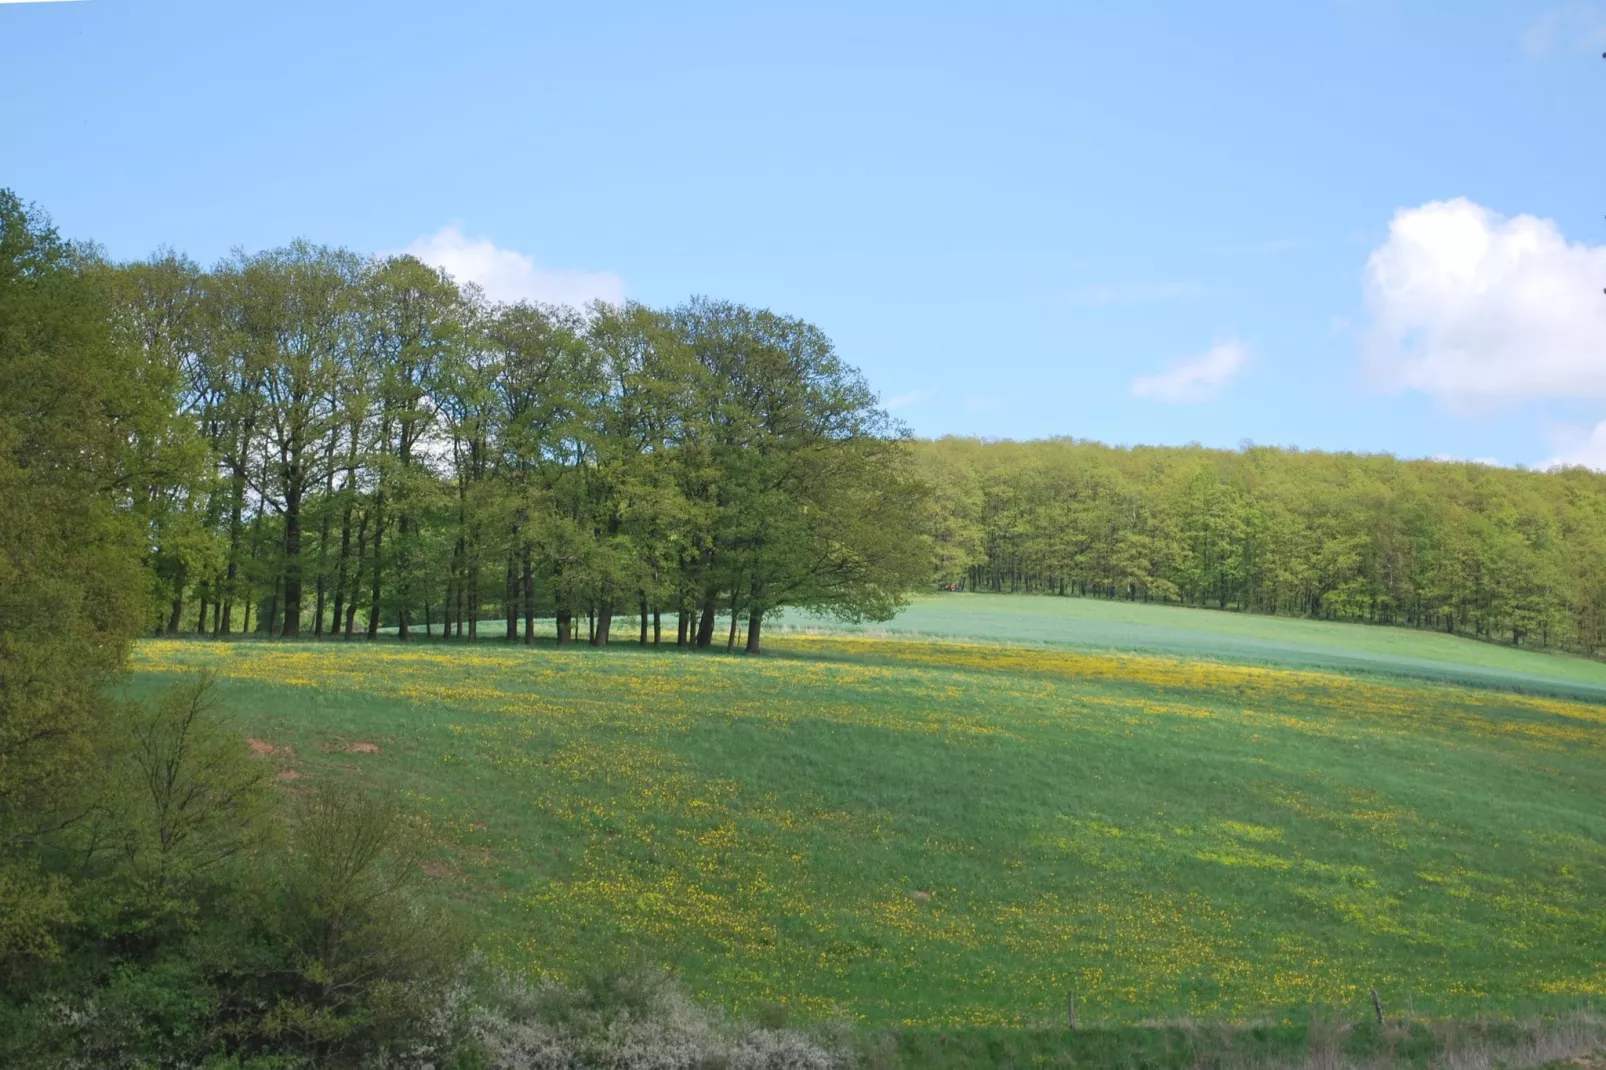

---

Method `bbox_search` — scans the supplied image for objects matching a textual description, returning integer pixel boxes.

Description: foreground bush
[0,677,457,1067]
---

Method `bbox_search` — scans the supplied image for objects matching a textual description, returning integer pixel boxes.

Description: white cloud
[1541,422,1606,470]
[1361,198,1606,411]
[403,224,625,308]
[1068,281,1208,308]
[1522,4,1606,56]
[883,390,926,411]
[1130,341,1249,404]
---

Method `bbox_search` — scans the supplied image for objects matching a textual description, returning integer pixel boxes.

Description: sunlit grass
[781,592,1606,699]
[129,632,1606,1028]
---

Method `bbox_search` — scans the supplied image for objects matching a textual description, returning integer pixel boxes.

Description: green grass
[128,619,1606,1032]
[407,592,1606,700]
[778,593,1606,701]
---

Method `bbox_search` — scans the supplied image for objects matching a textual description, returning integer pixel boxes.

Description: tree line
[102,227,928,656]
[914,436,1606,654]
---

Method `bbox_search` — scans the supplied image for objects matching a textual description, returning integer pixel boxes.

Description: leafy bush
[0,678,462,1068]
[248,783,462,1063]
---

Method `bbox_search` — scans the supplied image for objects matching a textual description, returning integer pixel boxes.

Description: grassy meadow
[778,593,1606,701]
[126,599,1606,1035]
[459,593,1606,700]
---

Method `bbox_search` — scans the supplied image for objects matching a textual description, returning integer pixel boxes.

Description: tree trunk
[313,571,327,637]
[264,576,281,637]
[166,594,184,635]
[282,482,303,638]
[522,547,535,645]
[344,510,368,640]
[312,488,334,638]
[397,510,411,642]
[695,592,718,649]
[639,594,649,646]
[653,610,661,646]
[725,584,740,653]
[331,502,354,640]
[220,474,246,636]
[592,606,612,647]
[556,610,572,645]
[505,552,518,641]
[366,497,385,639]
[745,606,764,655]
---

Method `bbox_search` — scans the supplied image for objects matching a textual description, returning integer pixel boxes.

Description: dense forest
[916,438,1606,654]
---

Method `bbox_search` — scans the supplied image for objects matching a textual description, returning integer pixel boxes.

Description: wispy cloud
[1522,4,1606,56]
[1130,340,1249,404]
[0,1,88,5]
[1067,281,1208,308]
[403,224,625,308]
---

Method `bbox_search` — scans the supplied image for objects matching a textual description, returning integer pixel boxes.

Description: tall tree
[237,243,365,638]
[0,192,151,956]
[364,255,459,639]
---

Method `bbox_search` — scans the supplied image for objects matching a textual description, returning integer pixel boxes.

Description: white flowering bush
[462,969,852,1070]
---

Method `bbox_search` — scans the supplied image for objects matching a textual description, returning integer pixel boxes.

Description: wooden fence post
[1370,986,1383,1027]
[1067,990,1077,1031]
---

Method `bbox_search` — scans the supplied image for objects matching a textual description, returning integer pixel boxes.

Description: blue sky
[5,1,1606,467]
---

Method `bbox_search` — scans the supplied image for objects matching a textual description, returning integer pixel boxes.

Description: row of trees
[915,437,1606,654]
[113,241,928,655]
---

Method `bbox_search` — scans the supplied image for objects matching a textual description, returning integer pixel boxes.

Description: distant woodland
[916,437,1606,654]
